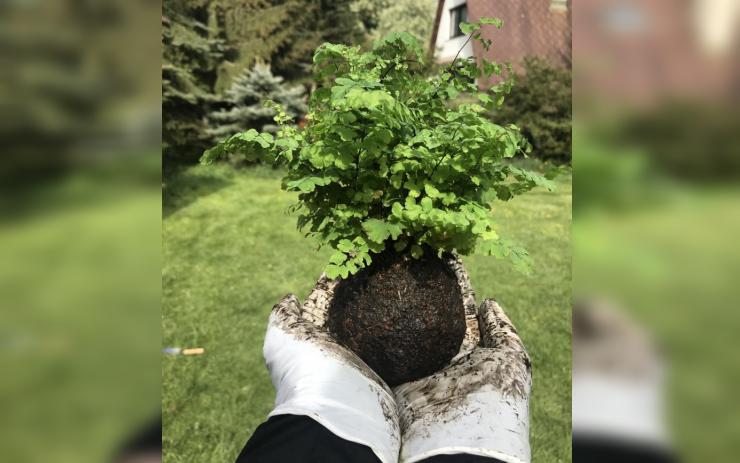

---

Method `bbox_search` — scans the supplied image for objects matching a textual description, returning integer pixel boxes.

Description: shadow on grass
[163,166,232,218]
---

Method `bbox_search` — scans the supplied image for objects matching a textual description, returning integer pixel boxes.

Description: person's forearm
[236,414,507,463]
[235,414,382,463]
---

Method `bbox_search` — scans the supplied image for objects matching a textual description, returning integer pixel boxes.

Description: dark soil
[328,247,466,386]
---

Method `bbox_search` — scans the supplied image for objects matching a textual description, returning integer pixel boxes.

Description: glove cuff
[400,389,530,463]
[265,327,400,463]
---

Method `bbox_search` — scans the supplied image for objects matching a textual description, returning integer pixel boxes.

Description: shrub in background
[617,101,740,182]
[203,21,554,279]
[492,57,571,164]
[208,63,307,140]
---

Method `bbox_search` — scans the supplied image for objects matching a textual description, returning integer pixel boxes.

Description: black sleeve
[420,455,505,463]
[235,414,506,463]
[573,437,678,463]
[235,414,380,463]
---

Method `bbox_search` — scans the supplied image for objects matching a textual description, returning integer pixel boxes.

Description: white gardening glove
[394,258,532,463]
[263,277,401,463]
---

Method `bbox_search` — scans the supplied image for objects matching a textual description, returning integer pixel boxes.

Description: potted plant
[201,18,553,386]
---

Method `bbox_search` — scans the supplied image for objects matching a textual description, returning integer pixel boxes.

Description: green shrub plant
[202,18,553,279]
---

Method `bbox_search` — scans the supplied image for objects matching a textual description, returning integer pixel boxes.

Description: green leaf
[325,264,341,279]
[421,197,433,212]
[410,245,424,259]
[482,60,501,76]
[459,22,477,35]
[391,202,404,218]
[335,126,357,141]
[329,251,347,265]
[337,239,354,252]
[344,88,394,110]
[286,176,333,192]
[477,93,493,104]
[424,183,441,198]
[478,238,532,275]
[471,222,487,234]
[480,17,504,28]
[362,219,403,244]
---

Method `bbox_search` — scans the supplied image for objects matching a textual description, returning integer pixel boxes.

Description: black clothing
[235,414,504,463]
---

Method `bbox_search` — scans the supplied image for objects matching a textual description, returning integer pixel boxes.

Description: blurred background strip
[0,0,161,462]
[572,0,740,462]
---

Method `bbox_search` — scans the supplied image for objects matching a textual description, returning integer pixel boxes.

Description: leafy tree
[208,63,307,142]
[491,57,572,164]
[203,19,553,278]
[162,0,226,165]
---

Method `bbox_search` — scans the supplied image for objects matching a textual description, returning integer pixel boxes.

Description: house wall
[431,0,571,85]
[433,0,474,62]
[466,0,571,72]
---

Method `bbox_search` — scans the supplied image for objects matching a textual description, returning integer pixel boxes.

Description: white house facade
[432,0,474,62]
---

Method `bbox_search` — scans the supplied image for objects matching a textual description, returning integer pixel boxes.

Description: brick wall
[466,0,571,75]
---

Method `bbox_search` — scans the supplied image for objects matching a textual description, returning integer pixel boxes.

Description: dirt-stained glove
[394,259,532,463]
[263,278,401,463]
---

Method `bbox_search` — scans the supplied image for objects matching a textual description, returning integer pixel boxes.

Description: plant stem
[450,35,474,69]
[430,34,474,100]
[430,125,461,177]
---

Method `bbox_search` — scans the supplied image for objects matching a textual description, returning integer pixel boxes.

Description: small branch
[430,34,474,100]
[380,62,397,80]
[354,147,363,186]
[380,59,421,81]
[430,125,461,177]
[450,34,474,68]
[353,131,371,191]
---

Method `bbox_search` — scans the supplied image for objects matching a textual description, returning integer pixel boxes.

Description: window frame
[449,3,468,39]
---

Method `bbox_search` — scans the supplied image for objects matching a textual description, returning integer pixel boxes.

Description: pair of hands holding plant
[263,256,532,463]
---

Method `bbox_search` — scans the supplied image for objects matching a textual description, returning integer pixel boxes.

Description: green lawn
[162,163,572,462]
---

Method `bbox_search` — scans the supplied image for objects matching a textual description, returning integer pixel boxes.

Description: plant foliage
[202,19,553,279]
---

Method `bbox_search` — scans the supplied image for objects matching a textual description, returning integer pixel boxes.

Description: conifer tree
[207,63,307,140]
[162,0,226,165]
[209,0,300,89]
[271,0,366,80]
[211,0,368,83]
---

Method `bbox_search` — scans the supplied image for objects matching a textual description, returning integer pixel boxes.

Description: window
[450,4,468,38]
[550,0,568,12]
